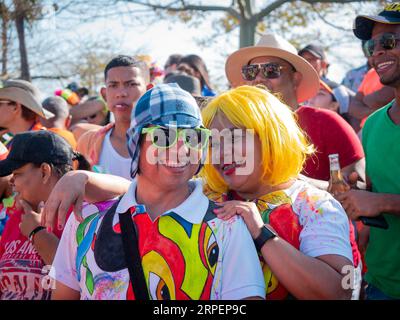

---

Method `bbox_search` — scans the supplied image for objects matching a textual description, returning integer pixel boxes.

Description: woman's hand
[213,201,264,239]
[19,200,43,238]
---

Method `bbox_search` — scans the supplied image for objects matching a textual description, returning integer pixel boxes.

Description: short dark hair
[33,152,90,178]
[104,55,150,83]
[164,54,182,69]
[42,96,69,121]
[179,54,212,90]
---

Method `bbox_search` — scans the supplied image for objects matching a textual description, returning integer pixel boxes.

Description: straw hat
[225,34,319,103]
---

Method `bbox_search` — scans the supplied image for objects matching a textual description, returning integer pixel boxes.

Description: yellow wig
[200,85,314,195]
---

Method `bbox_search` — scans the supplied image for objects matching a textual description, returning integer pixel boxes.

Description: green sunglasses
[141,125,211,150]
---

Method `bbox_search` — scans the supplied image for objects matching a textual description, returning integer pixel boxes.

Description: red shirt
[0,205,69,300]
[296,106,364,181]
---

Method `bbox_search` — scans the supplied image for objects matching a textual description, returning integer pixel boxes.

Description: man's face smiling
[370,24,400,87]
[138,129,201,191]
[102,66,147,124]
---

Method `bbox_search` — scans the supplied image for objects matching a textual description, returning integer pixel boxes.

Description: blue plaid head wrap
[127,83,206,178]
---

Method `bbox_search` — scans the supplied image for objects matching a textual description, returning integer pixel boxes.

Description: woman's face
[208,112,264,194]
[308,89,338,112]
[9,163,47,208]
[177,63,202,82]
[84,109,107,126]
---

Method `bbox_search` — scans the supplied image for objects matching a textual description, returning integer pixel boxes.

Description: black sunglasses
[365,33,400,57]
[241,63,285,81]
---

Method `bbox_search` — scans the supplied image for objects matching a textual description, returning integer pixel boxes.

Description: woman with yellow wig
[202,85,358,300]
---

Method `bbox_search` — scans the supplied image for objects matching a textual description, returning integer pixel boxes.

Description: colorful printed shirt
[206,179,354,300]
[0,198,13,236]
[0,141,8,160]
[51,180,265,300]
[3,122,46,150]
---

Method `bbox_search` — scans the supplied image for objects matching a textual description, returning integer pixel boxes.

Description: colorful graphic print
[75,201,220,300]
[141,211,219,300]
[205,188,306,300]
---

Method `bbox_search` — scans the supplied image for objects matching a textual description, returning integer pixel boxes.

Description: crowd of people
[0,3,399,300]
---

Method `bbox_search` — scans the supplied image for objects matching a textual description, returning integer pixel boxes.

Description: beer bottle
[327,154,389,229]
[327,154,350,196]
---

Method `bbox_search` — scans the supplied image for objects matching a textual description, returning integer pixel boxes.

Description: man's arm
[349,87,395,120]
[42,171,130,231]
[349,93,373,121]
[362,86,395,110]
[341,158,366,185]
[337,190,400,220]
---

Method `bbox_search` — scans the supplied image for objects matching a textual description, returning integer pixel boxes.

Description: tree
[121,0,381,48]
[0,1,11,78]
[68,38,118,93]
[12,0,45,81]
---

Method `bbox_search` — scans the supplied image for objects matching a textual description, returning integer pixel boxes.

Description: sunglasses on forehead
[141,125,211,150]
[241,63,288,81]
[364,33,400,57]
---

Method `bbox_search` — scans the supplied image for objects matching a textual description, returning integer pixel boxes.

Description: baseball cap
[0,130,75,177]
[163,72,202,96]
[298,44,327,61]
[354,3,400,40]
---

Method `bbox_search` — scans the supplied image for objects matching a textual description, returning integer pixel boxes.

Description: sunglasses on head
[141,125,211,150]
[364,33,400,57]
[241,62,286,81]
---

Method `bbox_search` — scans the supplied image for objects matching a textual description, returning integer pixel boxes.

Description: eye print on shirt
[202,225,219,275]
[142,251,175,300]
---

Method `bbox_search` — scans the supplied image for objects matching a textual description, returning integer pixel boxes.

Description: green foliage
[220,14,239,33]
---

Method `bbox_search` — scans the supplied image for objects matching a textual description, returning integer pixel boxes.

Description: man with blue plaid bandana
[50,84,265,300]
